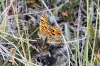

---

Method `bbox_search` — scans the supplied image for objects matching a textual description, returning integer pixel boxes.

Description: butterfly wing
[39,13,63,43]
[39,13,50,33]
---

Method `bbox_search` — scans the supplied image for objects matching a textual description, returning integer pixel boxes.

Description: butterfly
[38,13,63,44]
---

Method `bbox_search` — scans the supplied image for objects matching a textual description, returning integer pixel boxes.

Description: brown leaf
[26,0,35,8]
[7,0,17,15]
[10,48,15,55]
[9,48,16,66]
[9,59,15,66]
[94,53,100,66]
[61,12,68,17]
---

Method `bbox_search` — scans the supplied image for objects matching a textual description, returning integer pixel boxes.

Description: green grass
[0,0,100,66]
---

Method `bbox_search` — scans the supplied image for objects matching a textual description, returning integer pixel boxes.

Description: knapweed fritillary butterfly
[39,13,63,43]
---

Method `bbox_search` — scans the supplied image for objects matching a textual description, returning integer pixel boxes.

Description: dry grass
[0,0,100,66]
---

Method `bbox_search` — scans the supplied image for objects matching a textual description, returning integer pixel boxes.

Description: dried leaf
[94,53,100,66]
[26,0,35,8]
[9,48,16,66]
[61,12,68,17]
[9,59,15,66]
[10,48,16,55]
